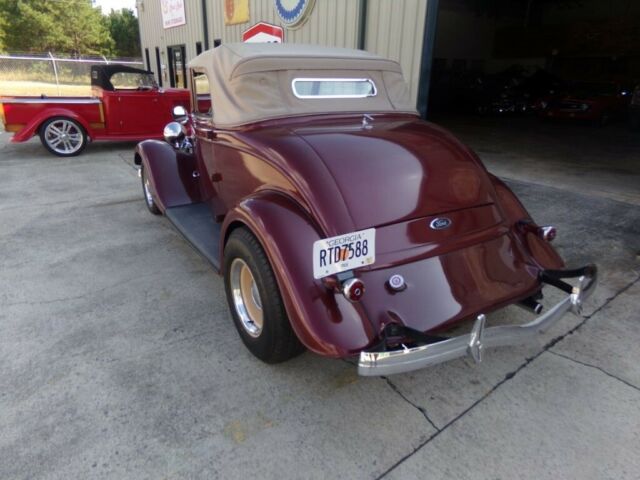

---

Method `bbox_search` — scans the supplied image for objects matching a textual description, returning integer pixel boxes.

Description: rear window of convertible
[292,78,377,99]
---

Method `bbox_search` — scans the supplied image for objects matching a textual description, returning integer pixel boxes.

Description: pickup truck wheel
[224,228,304,363]
[39,117,87,157]
[140,166,161,215]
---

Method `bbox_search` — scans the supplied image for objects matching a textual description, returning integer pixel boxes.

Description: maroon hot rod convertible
[135,44,596,376]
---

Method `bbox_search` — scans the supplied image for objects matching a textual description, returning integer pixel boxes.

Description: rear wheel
[140,166,161,215]
[39,117,87,157]
[224,228,304,363]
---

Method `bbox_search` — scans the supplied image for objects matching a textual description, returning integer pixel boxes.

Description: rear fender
[11,108,95,142]
[134,140,202,212]
[491,174,563,270]
[221,192,376,357]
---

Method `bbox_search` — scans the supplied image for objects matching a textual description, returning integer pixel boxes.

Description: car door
[191,69,226,218]
[107,71,167,136]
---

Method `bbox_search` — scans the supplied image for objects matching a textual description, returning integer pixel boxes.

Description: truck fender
[221,191,377,357]
[490,174,564,270]
[11,107,95,143]
[134,140,201,212]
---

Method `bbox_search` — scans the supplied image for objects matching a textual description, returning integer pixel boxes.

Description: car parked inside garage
[537,81,632,126]
[135,43,597,376]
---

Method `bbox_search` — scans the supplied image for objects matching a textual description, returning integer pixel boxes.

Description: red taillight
[540,225,556,242]
[342,278,365,302]
[518,221,556,242]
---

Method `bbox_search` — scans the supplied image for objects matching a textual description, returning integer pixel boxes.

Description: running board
[165,203,221,271]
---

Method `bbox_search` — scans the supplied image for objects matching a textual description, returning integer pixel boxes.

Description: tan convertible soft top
[188,43,418,128]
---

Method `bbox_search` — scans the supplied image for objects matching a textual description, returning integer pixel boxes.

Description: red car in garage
[537,81,632,125]
[0,65,190,156]
[135,44,597,375]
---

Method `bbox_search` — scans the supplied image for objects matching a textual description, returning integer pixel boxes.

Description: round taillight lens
[342,278,365,302]
[540,226,557,242]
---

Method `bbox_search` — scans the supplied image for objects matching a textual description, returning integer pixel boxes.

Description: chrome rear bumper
[358,265,597,376]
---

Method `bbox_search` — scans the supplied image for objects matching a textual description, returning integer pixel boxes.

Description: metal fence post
[48,51,61,96]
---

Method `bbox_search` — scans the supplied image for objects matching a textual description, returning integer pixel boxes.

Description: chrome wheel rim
[230,258,264,337]
[142,171,155,208]
[44,120,83,155]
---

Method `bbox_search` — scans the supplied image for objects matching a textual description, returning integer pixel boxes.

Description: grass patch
[0,80,91,97]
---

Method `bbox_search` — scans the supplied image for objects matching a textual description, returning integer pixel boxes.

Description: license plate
[313,228,376,279]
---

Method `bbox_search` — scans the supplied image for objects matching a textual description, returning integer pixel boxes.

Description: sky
[93,0,137,14]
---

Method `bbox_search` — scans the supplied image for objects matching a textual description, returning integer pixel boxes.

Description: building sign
[161,0,186,29]
[274,0,315,29]
[225,0,250,25]
[243,22,284,43]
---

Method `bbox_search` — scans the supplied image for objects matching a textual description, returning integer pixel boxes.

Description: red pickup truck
[0,65,190,156]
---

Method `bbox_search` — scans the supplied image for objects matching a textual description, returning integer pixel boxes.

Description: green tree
[0,0,113,55]
[0,14,6,52]
[106,8,141,58]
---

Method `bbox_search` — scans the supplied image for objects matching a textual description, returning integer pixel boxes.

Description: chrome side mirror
[163,121,185,146]
[172,105,188,123]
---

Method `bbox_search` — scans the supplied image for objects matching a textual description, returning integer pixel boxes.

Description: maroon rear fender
[490,174,564,270]
[221,191,377,357]
[135,140,202,212]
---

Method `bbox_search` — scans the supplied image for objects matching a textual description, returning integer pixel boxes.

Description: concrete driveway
[1,118,639,479]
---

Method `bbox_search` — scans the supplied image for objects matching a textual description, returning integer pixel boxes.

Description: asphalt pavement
[1,118,639,479]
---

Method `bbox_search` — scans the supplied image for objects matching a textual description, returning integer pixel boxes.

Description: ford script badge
[430,218,452,230]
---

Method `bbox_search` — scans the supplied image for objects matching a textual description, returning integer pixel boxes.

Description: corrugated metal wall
[207,0,359,47]
[364,0,428,106]
[137,0,429,105]
[138,0,205,85]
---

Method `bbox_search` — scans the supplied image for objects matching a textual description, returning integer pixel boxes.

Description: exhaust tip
[518,297,544,315]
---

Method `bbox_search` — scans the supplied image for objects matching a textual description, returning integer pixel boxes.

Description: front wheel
[140,166,161,215]
[224,228,304,363]
[39,117,87,157]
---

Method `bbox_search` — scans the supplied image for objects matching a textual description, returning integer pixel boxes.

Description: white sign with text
[161,0,186,29]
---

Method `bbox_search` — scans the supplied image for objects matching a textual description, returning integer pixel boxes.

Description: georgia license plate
[313,228,376,279]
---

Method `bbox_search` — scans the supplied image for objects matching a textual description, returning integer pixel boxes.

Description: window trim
[190,68,212,120]
[291,77,377,99]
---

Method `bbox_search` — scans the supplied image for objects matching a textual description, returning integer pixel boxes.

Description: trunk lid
[293,117,496,230]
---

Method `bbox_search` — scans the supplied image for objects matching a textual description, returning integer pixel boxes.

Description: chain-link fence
[0,52,144,96]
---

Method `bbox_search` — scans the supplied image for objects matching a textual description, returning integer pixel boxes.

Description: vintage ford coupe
[0,65,190,156]
[135,44,596,376]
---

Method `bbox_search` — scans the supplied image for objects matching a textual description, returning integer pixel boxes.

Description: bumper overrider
[358,265,597,376]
